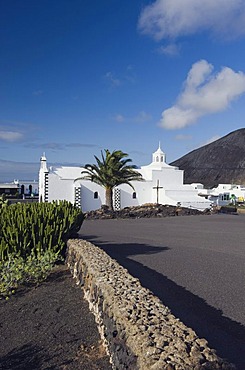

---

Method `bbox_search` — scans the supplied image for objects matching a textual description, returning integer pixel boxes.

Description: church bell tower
[39,153,49,202]
[152,143,166,165]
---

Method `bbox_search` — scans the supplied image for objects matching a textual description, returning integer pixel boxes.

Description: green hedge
[0,200,84,261]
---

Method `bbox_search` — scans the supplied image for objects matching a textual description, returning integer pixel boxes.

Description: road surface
[80,214,245,369]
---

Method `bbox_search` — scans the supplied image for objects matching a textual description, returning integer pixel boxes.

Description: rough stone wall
[66,239,234,370]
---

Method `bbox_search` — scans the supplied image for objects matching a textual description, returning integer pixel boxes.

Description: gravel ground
[0,265,112,370]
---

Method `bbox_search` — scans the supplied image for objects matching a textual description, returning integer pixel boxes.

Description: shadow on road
[83,235,245,370]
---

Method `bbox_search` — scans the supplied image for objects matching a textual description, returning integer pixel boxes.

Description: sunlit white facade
[39,145,211,211]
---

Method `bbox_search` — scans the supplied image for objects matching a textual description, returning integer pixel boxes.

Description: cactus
[0,201,84,261]
[0,195,9,209]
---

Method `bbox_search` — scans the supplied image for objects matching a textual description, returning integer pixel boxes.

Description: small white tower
[152,142,166,165]
[39,153,49,202]
[40,153,48,172]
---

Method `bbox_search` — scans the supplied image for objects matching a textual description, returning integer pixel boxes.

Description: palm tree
[79,149,143,210]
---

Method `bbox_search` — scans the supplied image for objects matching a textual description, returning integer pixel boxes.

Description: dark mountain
[170,128,245,188]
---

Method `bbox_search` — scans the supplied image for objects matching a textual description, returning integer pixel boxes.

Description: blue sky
[1,0,245,181]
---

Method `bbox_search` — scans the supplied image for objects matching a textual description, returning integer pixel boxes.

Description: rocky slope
[84,204,210,219]
[170,128,245,187]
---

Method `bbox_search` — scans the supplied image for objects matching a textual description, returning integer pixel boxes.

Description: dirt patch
[0,265,112,370]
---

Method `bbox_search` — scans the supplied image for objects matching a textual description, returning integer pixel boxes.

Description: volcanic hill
[170,128,245,188]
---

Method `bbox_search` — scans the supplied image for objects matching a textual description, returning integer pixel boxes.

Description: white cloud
[0,131,23,142]
[0,121,40,143]
[114,114,125,123]
[138,0,245,40]
[25,142,98,150]
[159,60,245,129]
[133,111,152,123]
[112,111,151,124]
[157,43,180,56]
[203,135,221,145]
[125,65,136,83]
[104,66,137,87]
[104,72,121,87]
[66,143,98,148]
[25,142,65,150]
[0,159,39,182]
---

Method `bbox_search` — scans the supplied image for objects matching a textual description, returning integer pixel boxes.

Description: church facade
[39,145,211,211]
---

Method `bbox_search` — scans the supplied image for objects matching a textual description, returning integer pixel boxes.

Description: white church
[39,145,211,211]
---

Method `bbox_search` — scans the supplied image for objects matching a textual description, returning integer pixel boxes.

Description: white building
[39,145,211,211]
[14,179,39,196]
[0,179,38,196]
[197,184,245,206]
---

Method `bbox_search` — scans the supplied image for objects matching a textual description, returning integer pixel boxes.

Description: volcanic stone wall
[66,239,234,370]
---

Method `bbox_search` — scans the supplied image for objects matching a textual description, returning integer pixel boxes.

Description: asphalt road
[80,214,245,369]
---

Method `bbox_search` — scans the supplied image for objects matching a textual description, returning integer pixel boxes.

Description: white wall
[80,181,105,212]
[18,181,39,195]
[39,155,211,211]
[48,174,75,203]
[120,181,154,206]
[151,169,183,188]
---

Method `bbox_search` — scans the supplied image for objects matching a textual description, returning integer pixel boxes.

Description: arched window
[156,156,159,162]
[94,191,98,199]
[21,184,25,195]
[160,156,163,162]
[29,184,32,194]
[132,192,137,199]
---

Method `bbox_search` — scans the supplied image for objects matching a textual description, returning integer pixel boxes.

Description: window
[160,156,163,162]
[224,193,230,201]
[156,156,159,162]
[94,191,98,199]
[132,192,137,199]
[221,193,229,201]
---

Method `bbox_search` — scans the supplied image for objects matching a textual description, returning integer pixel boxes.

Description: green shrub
[0,249,62,298]
[0,200,84,261]
[0,200,84,298]
[0,194,9,209]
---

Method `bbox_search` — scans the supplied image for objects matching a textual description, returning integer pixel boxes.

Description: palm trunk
[105,187,113,210]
